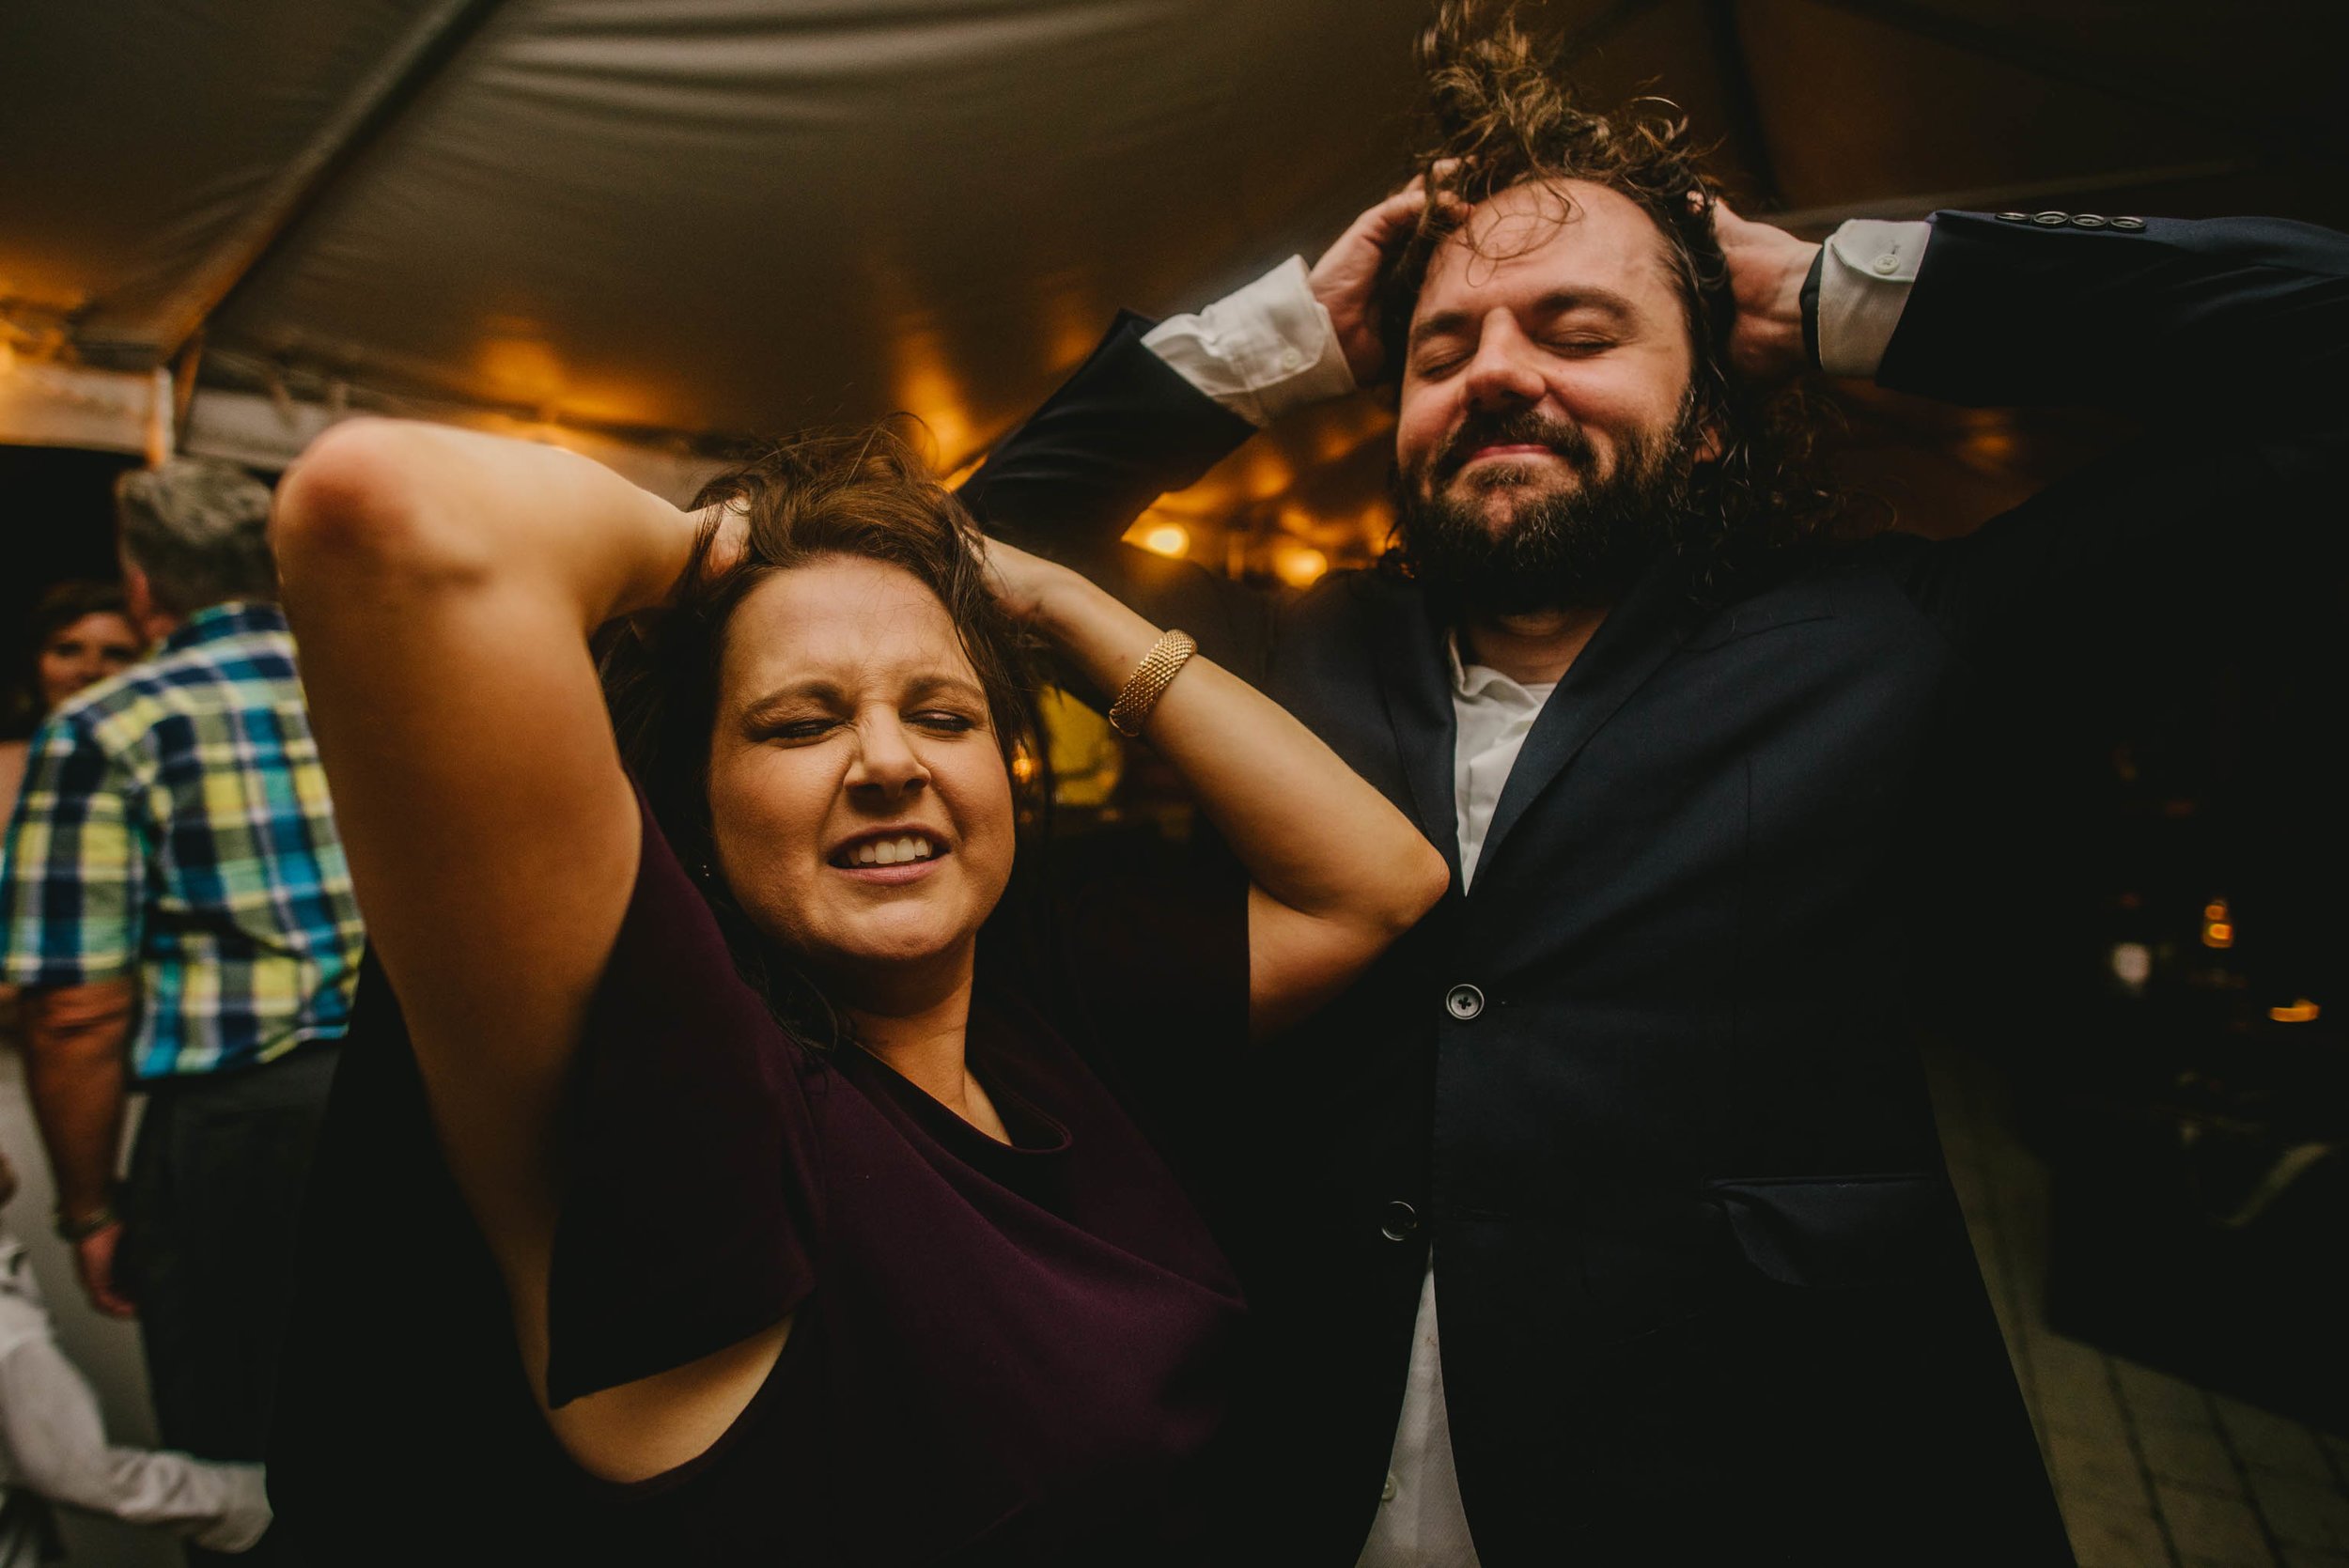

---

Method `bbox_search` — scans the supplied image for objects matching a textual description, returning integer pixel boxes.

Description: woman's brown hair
[599,422,1045,1044]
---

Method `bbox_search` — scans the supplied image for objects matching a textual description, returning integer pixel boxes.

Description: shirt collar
[1446,629,1552,706]
[159,599,288,657]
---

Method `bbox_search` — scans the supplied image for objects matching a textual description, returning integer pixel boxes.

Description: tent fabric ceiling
[4,0,2344,495]
[203,0,1428,450]
[0,0,464,353]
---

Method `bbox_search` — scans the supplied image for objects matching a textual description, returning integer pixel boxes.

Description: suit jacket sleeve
[956,311,1276,685]
[1873,210,2349,674]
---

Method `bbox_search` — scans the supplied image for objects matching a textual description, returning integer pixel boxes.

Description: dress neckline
[843,1003,1076,1198]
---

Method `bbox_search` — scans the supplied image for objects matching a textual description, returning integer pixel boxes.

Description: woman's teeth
[850,834,935,866]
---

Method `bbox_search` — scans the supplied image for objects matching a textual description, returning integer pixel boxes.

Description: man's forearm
[22,980,136,1219]
[1873,210,2349,413]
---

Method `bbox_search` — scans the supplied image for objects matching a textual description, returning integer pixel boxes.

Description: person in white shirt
[955,4,2340,1562]
[0,1143,269,1564]
[1110,94,1927,1568]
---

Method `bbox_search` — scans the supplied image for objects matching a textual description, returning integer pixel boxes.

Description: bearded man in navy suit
[958,8,2348,1563]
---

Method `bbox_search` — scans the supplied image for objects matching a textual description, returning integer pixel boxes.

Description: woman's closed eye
[759,716,842,743]
[909,709,982,734]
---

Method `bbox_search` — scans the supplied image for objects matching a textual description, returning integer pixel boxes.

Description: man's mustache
[1430,411,1600,488]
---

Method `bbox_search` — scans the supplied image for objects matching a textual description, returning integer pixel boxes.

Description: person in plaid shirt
[0,457,362,1565]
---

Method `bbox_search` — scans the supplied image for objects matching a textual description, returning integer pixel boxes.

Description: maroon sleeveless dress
[269,788,1250,1565]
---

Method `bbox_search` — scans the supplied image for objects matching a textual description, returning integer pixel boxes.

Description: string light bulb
[1272,542,1329,588]
[1139,523,1190,559]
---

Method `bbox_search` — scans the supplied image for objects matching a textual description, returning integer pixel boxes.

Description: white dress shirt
[1143,219,1928,1567]
[1140,256,1356,427]
[1351,644,1554,1568]
[0,1231,271,1564]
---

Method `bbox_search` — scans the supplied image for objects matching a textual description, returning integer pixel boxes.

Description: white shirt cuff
[1142,256,1357,427]
[1817,219,1930,379]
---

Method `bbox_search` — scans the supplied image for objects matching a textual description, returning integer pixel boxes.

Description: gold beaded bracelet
[1107,629,1198,738]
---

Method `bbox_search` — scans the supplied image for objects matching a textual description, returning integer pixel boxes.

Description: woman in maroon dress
[265,423,1447,1564]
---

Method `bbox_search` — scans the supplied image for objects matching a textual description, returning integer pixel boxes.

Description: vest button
[1380,1201,1420,1241]
[1444,983,1485,1020]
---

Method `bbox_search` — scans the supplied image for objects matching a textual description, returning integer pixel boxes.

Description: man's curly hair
[1377,0,1841,596]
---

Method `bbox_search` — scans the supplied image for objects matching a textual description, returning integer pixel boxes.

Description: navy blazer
[961,210,2349,1566]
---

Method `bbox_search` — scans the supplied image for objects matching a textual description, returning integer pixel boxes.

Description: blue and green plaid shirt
[0,601,364,1080]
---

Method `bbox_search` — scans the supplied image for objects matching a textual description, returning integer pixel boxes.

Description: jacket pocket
[1703,1172,1951,1289]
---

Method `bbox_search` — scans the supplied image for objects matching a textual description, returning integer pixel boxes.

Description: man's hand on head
[1711,196,1820,386]
[1309,165,1465,385]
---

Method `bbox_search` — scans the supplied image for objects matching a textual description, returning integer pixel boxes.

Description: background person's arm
[988,541,1448,1040]
[0,718,150,1319]
[0,1328,271,1549]
[20,980,135,1317]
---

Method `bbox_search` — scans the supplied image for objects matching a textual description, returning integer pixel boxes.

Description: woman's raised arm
[272,422,782,1471]
[985,540,1449,1040]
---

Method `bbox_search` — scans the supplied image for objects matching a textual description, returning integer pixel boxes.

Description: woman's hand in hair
[972,534,1082,625]
[679,497,751,596]
[963,531,1448,1039]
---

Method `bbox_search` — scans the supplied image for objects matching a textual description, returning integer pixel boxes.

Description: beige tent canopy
[3,0,2341,557]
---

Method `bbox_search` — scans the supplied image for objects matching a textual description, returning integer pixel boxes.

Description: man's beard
[1393,400,1699,616]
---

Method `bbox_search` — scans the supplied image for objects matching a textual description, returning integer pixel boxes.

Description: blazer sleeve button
[1444,983,1486,1020]
[1381,1201,1421,1241]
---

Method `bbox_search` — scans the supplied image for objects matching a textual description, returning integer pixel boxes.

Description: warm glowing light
[1273,543,1329,588]
[1244,448,1295,501]
[1009,747,1038,784]
[1140,523,1190,559]
[888,331,973,465]
[2201,896,2233,950]
[2108,942,2151,990]
[2203,899,2229,923]
[2269,999,2320,1024]
[477,334,565,406]
[940,448,989,489]
[870,256,976,464]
